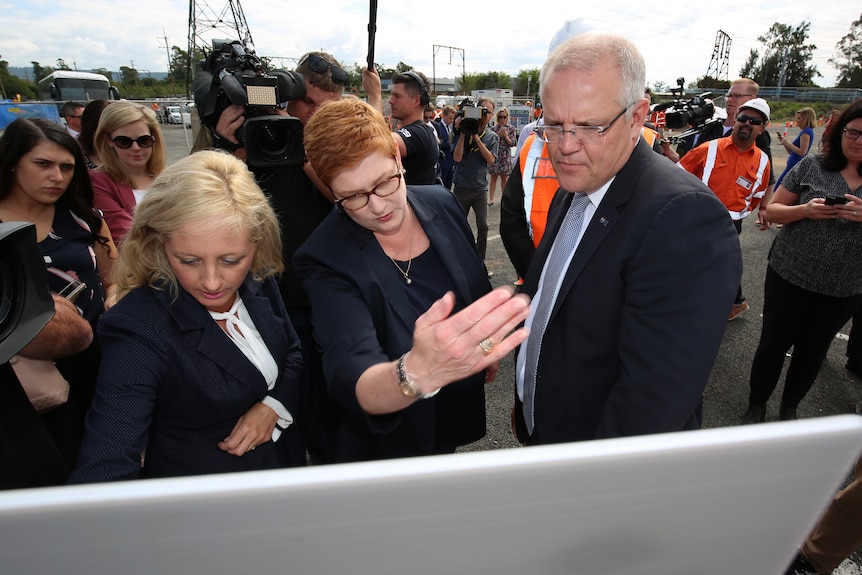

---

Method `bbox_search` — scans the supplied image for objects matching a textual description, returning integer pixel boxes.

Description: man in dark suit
[512,32,742,445]
[434,105,457,189]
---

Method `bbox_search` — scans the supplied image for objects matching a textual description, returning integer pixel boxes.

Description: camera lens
[243,116,305,168]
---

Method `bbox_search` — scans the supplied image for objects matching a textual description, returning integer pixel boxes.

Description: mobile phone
[824,196,849,205]
[59,279,87,302]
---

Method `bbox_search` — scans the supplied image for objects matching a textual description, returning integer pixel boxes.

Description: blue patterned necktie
[523,192,591,434]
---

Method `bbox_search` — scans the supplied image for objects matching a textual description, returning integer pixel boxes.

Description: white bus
[37,71,121,102]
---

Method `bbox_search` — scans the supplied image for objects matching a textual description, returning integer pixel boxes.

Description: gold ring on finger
[478,338,495,354]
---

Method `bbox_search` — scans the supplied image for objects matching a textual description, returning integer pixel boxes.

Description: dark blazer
[69,275,306,483]
[514,140,742,445]
[293,185,490,462]
[434,119,455,187]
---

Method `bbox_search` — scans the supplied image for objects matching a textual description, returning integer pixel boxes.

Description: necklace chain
[388,208,415,285]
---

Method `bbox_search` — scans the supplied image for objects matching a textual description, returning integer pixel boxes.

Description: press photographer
[453,97,492,136]
[193,39,307,167]
[452,96,498,276]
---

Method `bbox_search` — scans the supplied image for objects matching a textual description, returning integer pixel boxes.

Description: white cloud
[1,0,857,87]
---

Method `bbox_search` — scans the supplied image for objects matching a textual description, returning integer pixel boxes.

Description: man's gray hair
[539,33,645,118]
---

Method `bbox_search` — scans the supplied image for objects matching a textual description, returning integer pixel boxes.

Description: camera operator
[452,97,499,275]
[364,69,439,186]
[203,50,348,463]
[662,78,775,213]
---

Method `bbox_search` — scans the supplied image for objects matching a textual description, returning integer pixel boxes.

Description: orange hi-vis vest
[519,134,559,248]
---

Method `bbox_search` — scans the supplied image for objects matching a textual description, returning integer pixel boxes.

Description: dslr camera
[456,98,490,136]
[193,39,307,167]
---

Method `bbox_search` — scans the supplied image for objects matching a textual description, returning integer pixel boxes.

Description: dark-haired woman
[743,99,862,423]
[77,99,111,170]
[0,118,117,476]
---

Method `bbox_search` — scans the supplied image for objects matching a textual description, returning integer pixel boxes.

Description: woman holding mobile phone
[774,107,816,189]
[743,100,862,424]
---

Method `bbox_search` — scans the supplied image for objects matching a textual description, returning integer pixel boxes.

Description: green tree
[0,60,38,100]
[55,58,72,71]
[92,68,113,82]
[829,13,862,88]
[170,46,191,85]
[31,61,53,83]
[742,22,820,86]
[119,65,139,86]
[513,68,540,98]
[738,49,759,79]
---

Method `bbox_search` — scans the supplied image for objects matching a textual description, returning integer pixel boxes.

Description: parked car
[165,105,191,128]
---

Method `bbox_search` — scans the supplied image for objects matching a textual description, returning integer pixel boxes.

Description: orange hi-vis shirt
[519,134,559,248]
[679,137,770,220]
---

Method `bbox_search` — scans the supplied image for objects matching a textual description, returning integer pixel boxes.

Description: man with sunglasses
[204,50,348,463]
[664,78,776,222]
[679,98,772,321]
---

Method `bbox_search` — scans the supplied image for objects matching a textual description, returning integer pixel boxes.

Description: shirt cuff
[261,396,294,442]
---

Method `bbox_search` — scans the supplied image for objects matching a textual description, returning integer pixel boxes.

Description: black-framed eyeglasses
[65,115,83,119]
[535,103,635,144]
[298,54,349,87]
[110,135,156,149]
[335,169,405,211]
[843,128,862,142]
[736,114,764,126]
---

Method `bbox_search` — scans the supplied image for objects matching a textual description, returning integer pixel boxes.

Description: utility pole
[159,29,177,96]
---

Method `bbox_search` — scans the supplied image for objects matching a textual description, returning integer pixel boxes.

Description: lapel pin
[599,217,609,226]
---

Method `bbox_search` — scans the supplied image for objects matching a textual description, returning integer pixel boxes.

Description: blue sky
[1,1,857,87]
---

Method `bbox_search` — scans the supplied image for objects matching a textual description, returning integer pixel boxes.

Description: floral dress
[490,124,516,175]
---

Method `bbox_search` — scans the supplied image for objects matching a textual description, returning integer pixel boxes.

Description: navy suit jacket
[70,275,305,482]
[293,185,490,462]
[434,119,455,182]
[514,140,742,445]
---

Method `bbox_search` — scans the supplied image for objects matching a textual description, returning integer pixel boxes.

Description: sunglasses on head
[111,135,156,149]
[299,54,349,87]
[736,114,764,126]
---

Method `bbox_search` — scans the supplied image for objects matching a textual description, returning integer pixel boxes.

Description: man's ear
[631,99,649,129]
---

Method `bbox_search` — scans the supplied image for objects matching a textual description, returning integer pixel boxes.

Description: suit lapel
[533,140,652,324]
[158,278,269,396]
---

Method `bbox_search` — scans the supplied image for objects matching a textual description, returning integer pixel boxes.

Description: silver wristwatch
[396,353,439,400]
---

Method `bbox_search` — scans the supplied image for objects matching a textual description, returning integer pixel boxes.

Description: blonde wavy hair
[94,101,167,187]
[113,150,283,301]
[796,107,817,129]
[303,97,398,187]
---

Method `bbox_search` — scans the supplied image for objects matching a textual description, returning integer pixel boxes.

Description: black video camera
[456,98,490,136]
[193,39,307,167]
[653,78,719,144]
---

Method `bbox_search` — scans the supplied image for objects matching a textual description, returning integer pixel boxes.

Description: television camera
[455,97,491,136]
[652,77,721,145]
[192,39,307,167]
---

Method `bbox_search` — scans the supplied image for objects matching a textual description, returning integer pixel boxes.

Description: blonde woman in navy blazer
[294,99,530,463]
[70,151,305,482]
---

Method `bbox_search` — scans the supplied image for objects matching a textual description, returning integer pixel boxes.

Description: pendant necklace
[388,208,415,285]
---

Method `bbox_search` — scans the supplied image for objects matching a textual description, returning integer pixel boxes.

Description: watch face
[400,378,419,398]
